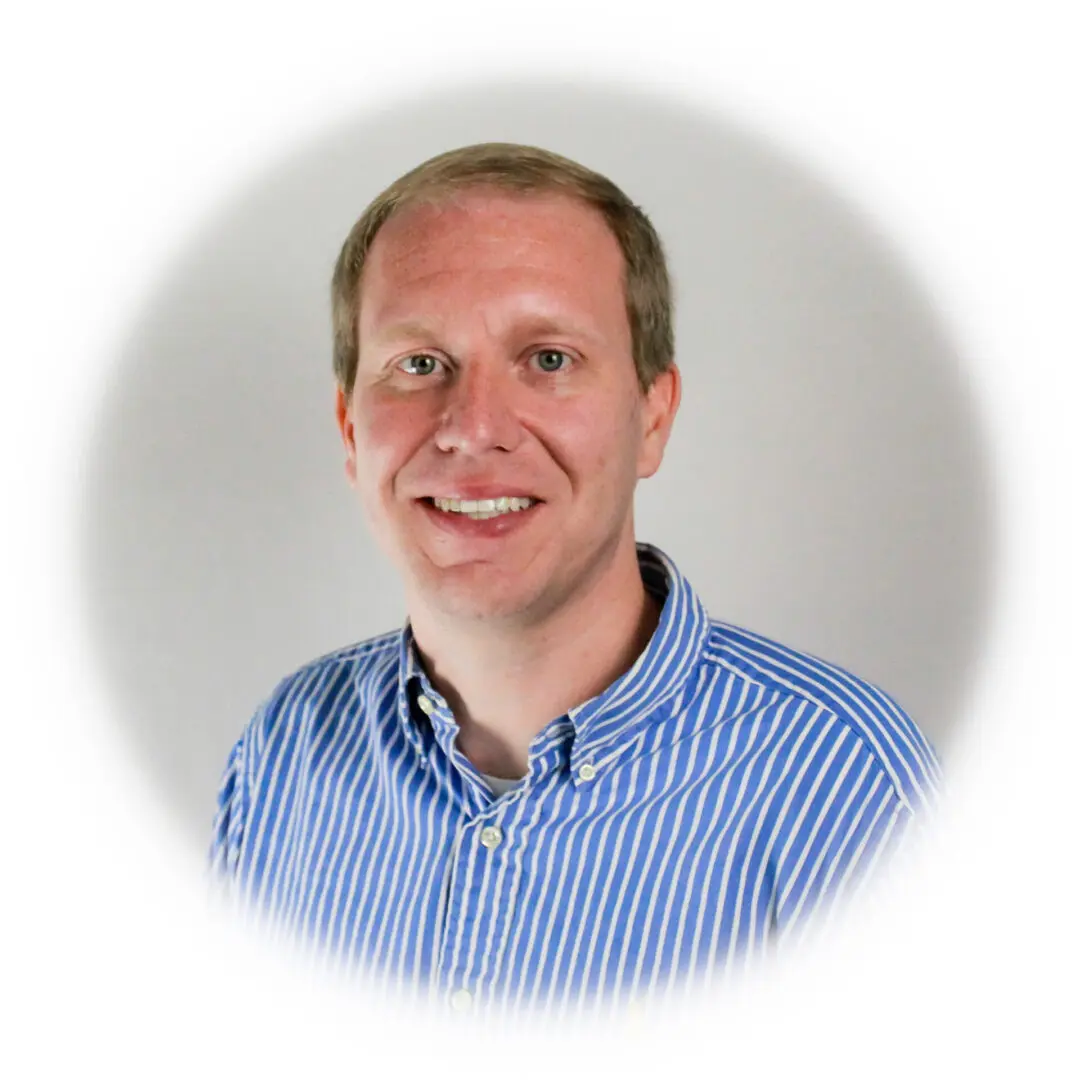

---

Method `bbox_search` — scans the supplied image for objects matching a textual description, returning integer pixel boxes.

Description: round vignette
[80,77,993,840]
[70,72,1006,1055]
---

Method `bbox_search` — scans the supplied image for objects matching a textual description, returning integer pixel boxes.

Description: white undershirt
[482,773,524,797]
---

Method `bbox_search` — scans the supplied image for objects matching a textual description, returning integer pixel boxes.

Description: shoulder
[699,619,941,813]
[212,630,402,857]
[245,630,401,755]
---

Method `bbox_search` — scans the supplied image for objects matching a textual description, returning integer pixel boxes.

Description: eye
[397,353,443,376]
[531,349,572,374]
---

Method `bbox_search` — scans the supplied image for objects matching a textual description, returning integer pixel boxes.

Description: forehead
[357,188,628,334]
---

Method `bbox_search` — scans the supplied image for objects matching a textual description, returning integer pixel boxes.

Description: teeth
[432,496,535,516]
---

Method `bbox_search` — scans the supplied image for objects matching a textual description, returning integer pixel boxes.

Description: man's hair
[331,142,674,399]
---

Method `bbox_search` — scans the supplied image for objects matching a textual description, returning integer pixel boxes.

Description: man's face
[336,188,680,626]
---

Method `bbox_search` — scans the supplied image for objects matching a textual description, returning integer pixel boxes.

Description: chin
[411,564,543,623]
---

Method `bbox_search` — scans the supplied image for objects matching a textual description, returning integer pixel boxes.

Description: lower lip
[416,499,543,539]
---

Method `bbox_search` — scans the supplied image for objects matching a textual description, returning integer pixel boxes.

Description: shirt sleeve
[771,727,941,949]
[208,734,248,887]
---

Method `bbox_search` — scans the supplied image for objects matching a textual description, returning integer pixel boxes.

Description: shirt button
[417,695,435,715]
[480,826,503,850]
[449,989,473,1012]
[578,762,597,781]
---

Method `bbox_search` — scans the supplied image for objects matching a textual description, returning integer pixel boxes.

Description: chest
[242,736,792,1006]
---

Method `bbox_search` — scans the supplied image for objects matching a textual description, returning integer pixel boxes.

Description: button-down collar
[393,543,711,778]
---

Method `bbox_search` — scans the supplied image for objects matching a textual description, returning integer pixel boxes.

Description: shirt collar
[394,542,712,770]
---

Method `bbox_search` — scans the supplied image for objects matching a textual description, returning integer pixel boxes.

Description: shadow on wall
[79,77,996,850]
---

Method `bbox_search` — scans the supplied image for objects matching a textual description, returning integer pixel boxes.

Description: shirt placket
[434,796,520,1014]
[412,685,514,1011]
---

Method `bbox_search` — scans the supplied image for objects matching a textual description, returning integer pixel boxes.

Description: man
[211,142,940,1014]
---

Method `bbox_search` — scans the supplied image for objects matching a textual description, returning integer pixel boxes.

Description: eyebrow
[371,314,608,348]
[370,319,437,345]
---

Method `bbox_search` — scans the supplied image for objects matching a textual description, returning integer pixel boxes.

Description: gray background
[79,79,994,848]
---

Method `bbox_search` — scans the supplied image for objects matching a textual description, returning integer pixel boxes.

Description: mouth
[415,495,545,537]
[419,495,542,520]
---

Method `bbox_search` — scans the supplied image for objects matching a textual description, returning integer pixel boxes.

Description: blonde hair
[331,142,674,398]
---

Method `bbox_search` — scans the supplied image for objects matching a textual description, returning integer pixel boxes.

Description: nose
[433,359,522,455]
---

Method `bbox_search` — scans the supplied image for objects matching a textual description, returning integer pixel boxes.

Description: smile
[417,496,544,535]
[431,496,537,520]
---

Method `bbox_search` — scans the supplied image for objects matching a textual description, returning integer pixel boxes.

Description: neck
[407,543,661,779]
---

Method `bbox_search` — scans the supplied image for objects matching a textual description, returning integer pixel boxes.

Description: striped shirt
[210,542,940,1012]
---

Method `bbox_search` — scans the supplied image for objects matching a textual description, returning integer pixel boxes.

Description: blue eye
[399,354,441,376]
[533,350,571,373]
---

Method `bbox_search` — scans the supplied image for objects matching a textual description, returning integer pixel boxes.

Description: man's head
[333,143,681,626]
[332,142,675,397]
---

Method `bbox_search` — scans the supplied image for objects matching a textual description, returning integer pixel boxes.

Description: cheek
[353,397,428,492]
[547,398,642,491]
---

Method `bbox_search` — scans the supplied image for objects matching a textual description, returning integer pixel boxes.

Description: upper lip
[419,486,543,501]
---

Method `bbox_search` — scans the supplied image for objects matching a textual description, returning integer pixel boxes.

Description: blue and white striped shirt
[210,543,940,1011]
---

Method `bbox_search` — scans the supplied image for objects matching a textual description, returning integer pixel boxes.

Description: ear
[335,384,358,487]
[637,364,681,480]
